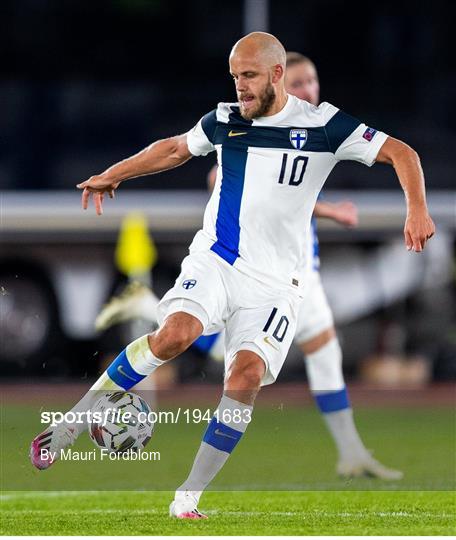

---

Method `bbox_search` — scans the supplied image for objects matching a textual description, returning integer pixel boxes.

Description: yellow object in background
[115,212,157,278]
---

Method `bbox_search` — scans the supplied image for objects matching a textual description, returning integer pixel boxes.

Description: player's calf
[224,350,265,405]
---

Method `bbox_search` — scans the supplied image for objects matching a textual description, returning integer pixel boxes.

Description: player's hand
[76,175,120,216]
[331,201,358,228]
[404,209,435,252]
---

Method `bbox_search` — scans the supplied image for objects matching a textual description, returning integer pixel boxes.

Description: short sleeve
[186,110,217,157]
[323,104,388,166]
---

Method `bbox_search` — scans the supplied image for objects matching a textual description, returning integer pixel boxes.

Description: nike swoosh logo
[228,130,247,137]
[214,428,237,439]
[263,336,279,351]
[117,366,136,382]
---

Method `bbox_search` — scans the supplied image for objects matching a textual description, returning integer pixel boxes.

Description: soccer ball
[89,391,153,453]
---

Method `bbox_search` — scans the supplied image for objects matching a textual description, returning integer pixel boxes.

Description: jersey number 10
[263,307,290,343]
[277,154,309,186]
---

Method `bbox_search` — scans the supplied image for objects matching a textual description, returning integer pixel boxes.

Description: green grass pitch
[1,402,455,534]
[1,490,454,535]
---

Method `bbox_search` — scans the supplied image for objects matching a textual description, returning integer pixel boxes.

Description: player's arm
[77,135,192,215]
[313,200,358,228]
[376,136,435,252]
[323,103,435,252]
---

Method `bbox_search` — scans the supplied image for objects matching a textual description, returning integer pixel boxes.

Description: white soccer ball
[89,391,153,453]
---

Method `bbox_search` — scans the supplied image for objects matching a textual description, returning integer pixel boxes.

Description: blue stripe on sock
[106,349,146,389]
[314,387,350,413]
[203,417,243,453]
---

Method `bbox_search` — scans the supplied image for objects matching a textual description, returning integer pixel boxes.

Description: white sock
[69,335,164,433]
[304,337,368,462]
[305,338,345,393]
[323,408,370,463]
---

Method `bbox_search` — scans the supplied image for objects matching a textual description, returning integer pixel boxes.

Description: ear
[271,64,284,84]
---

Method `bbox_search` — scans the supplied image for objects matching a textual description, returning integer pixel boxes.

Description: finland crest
[289,129,308,150]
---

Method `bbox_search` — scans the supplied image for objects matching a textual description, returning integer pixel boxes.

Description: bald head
[230,32,286,68]
[229,32,288,120]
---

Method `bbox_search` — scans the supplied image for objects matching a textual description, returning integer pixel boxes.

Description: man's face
[285,61,320,105]
[229,55,277,120]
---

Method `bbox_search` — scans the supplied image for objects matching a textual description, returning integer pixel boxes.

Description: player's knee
[149,328,194,360]
[149,313,202,360]
[225,354,264,392]
[299,327,336,356]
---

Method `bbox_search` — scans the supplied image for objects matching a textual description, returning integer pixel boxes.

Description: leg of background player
[95,283,225,362]
[170,350,262,519]
[301,327,403,480]
[302,328,366,461]
[95,281,160,332]
[30,312,202,470]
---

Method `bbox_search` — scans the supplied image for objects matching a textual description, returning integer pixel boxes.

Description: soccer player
[281,53,404,479]
[30,33,434,519]
[96,52,402,480]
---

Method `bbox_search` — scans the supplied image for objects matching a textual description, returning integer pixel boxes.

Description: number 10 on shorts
[263,307,290,342]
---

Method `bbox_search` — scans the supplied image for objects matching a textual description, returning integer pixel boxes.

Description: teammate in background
[95,52,402,480]
[31,33,434,519]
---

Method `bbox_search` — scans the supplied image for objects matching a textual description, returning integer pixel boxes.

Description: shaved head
[230,32,286,68]
[229,32,288,120]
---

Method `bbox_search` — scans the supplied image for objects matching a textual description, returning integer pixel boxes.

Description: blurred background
[1,0,455,388]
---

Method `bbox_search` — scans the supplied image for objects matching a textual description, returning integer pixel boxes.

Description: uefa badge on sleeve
[362,127,377,141]
[289,129,308,150]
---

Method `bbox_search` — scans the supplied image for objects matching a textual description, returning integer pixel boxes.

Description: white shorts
[157,250,300,386]
[294,271,334,344]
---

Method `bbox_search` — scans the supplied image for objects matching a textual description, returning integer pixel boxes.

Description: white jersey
[186,94,387,294]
